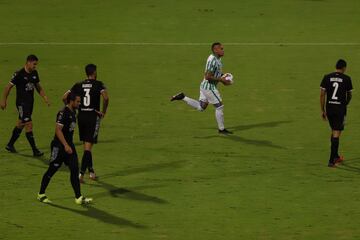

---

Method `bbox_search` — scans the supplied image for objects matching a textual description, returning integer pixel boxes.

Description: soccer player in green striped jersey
[171,42,233,134]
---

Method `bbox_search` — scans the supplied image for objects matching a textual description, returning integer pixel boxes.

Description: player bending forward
[171,42,233,134]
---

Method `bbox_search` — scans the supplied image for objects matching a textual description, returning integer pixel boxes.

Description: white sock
[183,97,203,111]
[215,105,225,130]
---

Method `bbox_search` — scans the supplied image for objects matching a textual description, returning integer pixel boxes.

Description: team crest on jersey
[25,82,35,91]
[69,121,76,132]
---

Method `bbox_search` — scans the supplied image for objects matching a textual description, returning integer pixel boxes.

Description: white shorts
[199,88,222,105]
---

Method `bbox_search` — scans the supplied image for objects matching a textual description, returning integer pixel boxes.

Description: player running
[37,93,92,204]
[0,55,50,156]
[171,42,233,134]
[62,64,109,183]
[320,59,353,167]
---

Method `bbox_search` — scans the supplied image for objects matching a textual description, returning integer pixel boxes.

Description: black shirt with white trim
[54,106,77,145]
[10,68,40,105]
[320,72,353,110]
[70,79,106,112]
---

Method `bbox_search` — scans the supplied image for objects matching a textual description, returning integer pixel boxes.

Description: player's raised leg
[171,92,207,111]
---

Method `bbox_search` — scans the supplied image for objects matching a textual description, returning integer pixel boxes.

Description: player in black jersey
[37,93,92,205]
[320,59,353,167]
[62,64,109,182]
[0,55,50,156]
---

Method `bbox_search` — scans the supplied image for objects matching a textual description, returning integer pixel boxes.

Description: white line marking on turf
[0,42,360,46]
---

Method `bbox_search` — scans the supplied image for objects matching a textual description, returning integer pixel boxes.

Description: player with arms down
[63,64,109,182]
[37,93,92,204]
[320,59,353,167]
[0,54,50,156]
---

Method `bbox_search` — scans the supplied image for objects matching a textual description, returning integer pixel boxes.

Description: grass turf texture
[1,0,360,239]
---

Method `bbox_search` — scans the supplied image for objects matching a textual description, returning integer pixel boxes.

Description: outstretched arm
[35,83,50,106]
[0,83,14,110]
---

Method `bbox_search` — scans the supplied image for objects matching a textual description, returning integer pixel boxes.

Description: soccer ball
[223,73,234,85]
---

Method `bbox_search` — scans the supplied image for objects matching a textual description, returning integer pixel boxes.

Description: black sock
[69,156,81,198]
[7,127,22,147]
[39,164,59,194]
[80,150,92,175]
[26,131,38,152]
[87,151,94,173]
[330,137,339,163]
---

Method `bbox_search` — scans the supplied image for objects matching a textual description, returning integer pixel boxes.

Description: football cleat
[75,196,93,205]
[218,129,233,135]
[89,172,97,181]
[328,162,336,168]
[171,92,185,101]
[334,156,344,165]
[37,193,52,203]
[5,145,17,153]
[79,173,85,184]
[33,149,44,157]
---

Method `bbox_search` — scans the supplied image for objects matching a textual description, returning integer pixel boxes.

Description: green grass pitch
[1,0,360,239]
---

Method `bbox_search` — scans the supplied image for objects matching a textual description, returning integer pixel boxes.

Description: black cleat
[33,149,44,157]
[218,129,233,135]
[171,92,185,101]
[328,162,336,168]
[5,145,17,153]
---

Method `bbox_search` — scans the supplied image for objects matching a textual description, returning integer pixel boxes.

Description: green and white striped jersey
[200,54,223,90]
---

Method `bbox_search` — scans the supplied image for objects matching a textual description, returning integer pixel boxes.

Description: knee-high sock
[7,127,22,147]
[69,156,81,198]
[80,150,92,174]
[330,137,339,162]
[39,164,59,194]
[26,131,38,151]
[87,151,94,173]
[183,97,204,111]
[215,105,225,130]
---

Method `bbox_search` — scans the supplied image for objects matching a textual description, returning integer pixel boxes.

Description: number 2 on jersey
[84,89,91,106]
[331,82,339,100]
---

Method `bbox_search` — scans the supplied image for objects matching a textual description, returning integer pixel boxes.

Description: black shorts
[17,103,33,123]
[78,112,101,144]
[50,141,78,167]
[327,112,346,131]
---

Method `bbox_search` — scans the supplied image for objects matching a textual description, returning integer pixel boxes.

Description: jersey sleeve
[34,71,40,83]
[205,59,216,74]
[56,111,66,126]
[70,83,81,94]
[98,81,106,93]
[320,75,327,90]
[10,72,20,85]
[347,77,353,91]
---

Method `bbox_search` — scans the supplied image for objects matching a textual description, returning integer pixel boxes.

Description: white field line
[0,42,359,46]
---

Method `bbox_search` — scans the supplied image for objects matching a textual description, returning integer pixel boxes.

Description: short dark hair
[336,59,347,69]
[85,64,97,76]
[211,42,222,51]
[66,92,80,104]
[26,54,38,62]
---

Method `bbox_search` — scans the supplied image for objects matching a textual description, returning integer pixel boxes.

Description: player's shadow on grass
[196,134,284,149]
[336,158,360,173]
[100,160,186,179]
[228,120,292,132]
[49,203,146,229]
[88,180,168,204]
[197,120,291,149]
